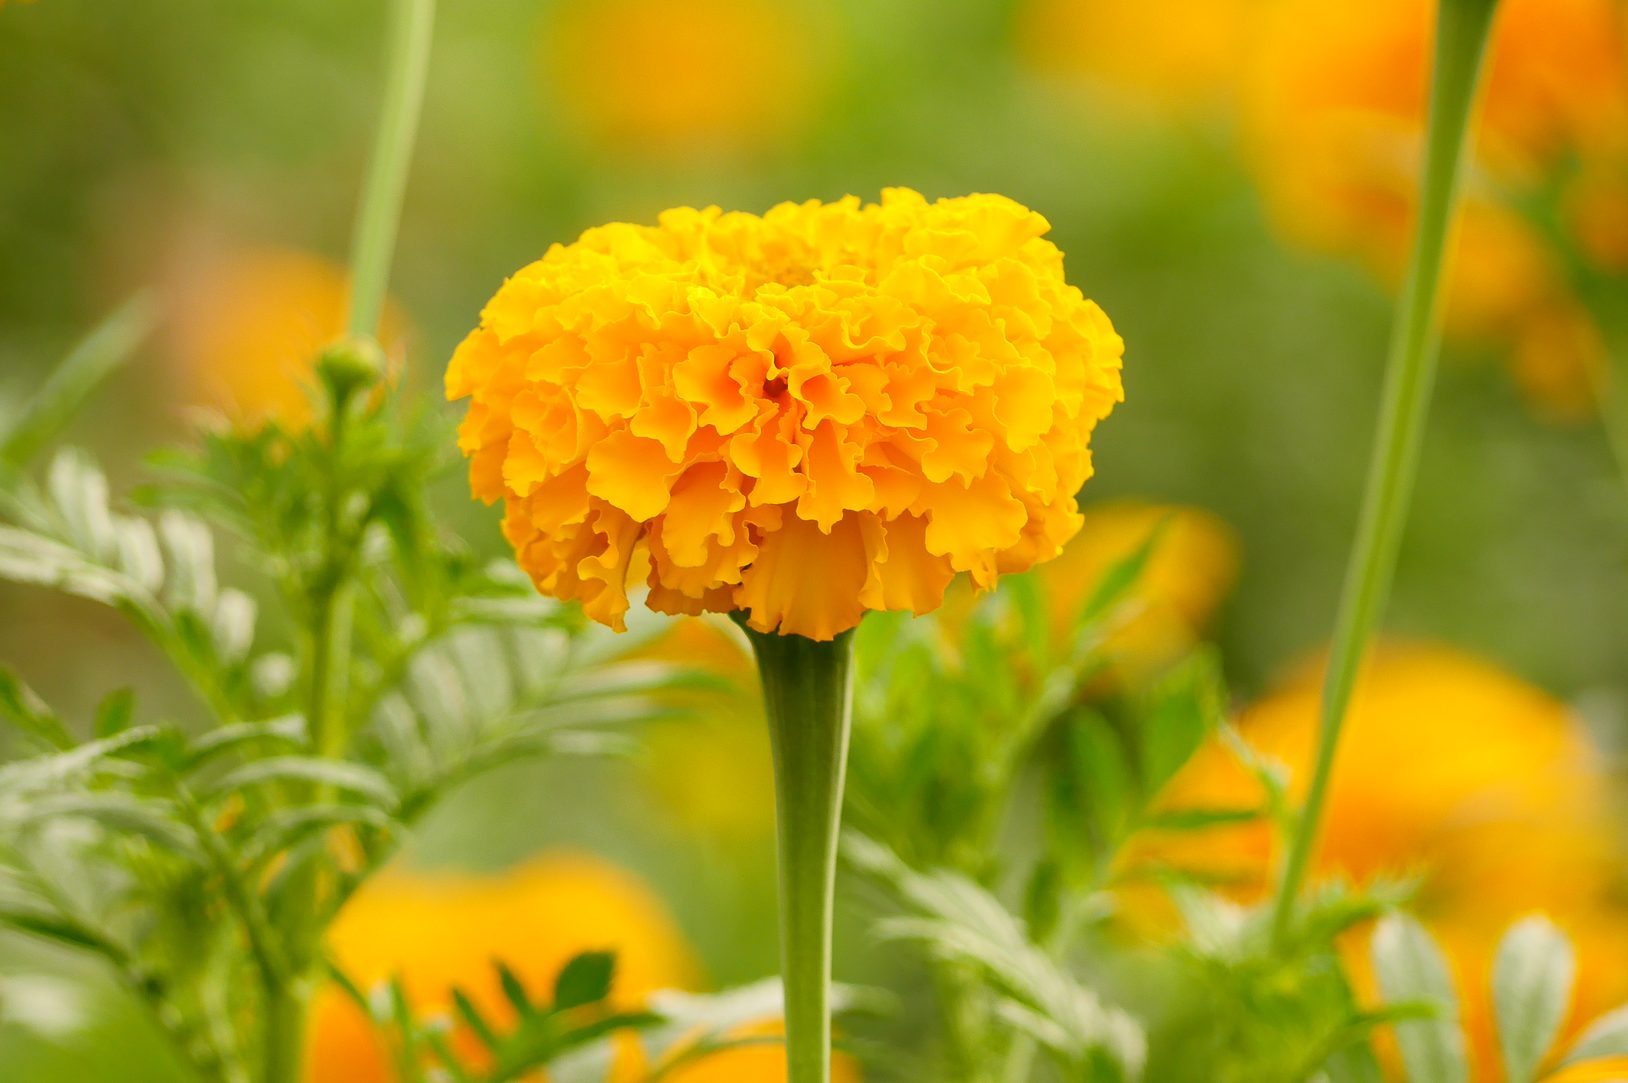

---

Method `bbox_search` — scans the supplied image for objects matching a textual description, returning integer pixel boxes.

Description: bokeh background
[4,0,1628,1079]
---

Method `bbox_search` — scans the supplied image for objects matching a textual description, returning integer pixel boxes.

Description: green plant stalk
[741,622,856,1083]
[1269,0,1502,944]
[345,0,435,339]
[269,2,436,1081]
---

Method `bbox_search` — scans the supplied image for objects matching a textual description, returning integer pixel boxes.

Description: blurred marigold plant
[161,244,408,430]
[1242,0,1628,420]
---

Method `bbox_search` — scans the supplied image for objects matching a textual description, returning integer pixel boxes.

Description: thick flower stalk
[448,189,1124,1082]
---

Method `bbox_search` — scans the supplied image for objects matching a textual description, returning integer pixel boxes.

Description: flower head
[447,189,1124,640]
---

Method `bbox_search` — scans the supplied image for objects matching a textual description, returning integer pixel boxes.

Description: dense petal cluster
[448,189,1124,640]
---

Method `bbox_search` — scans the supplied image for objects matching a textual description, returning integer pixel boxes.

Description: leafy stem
[1269,0,1503,943]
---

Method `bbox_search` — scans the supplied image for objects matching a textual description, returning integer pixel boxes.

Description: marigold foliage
[447,189,1124,640]
[1137,644,1628,1081]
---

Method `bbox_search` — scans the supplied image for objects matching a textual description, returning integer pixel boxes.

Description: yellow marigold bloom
[636,617,776,840]
[1043,501,1237,682]
[447,189,1125,641]
[1018,0,1259,112]
[1135,644,1628,1080]
[538,0,830,156]
[304,854,697,1081]
[164,244,405,428]
[303,854,859,1082]
[1242,0,1628,415]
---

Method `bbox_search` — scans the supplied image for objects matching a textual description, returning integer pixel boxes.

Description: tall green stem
[266,3,435,1082]
[345,0,435,339]
[1269,0,1502,944]
[741,623,856,1083]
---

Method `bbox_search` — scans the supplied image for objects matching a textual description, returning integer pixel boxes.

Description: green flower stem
[1269,0,1502,945]
[740,622,856,1083]
[344,0,435,340]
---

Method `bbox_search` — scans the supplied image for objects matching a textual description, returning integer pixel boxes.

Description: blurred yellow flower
[538,0,831,156]
[1018,0,1259,113]
[1042,501,1238,683]
[1242,0,1628,417]
[636,617,777,841]
[1137,644,1628,1080]
[304,853,698,1081]
[164,244,406,429]
[305,853,859,1081]
[446,189,1124,640]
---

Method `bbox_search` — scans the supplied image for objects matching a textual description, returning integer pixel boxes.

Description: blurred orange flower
[163,244,406,429]
[305,853,859,1081]
[538,0,833,157]
[1018,0,1260,113]
[1041,501,1238,683]
[304,854,696,1081]
[638,618,777,842]
[1137,644,1628,1079]
[1242,0,1628,419]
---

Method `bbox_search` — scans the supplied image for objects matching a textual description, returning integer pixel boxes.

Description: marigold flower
[1043,501,1237,681]
[447,189,1125,641]
[304,854,696,1081]
[164,244,406,428]
[1132,644,1628,1080]
[303,854,859,1082]
[538,0,830,156]
[636,617,776,840]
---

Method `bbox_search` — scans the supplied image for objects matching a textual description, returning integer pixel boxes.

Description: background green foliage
[4,1,1628,1081]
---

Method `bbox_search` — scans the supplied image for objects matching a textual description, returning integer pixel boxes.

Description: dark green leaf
[552,951,616,1012]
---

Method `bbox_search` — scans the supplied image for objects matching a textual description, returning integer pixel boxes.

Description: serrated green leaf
[1493,916,1575,1083]
[47,450,118,563]
[1560,1004,1628,1066]
[1372,913,1467,1083]
[6,792,197,857]
[451,986,501,1055]
[93,687,136,739]
[0,294,155,467]
[0,726,161,796]
[206,756,398,809]
[156,511,217,615]
[210,587,257,664]
[184,715,307,770]
[496,961,534,1017]
[240,803,399,869]
[553,951,616,1012]
[0,666,71,749]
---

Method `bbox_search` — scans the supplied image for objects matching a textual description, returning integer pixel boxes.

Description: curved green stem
[1269,0,1502,944]
[741,622,856,1083]
[345,0,436,339]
